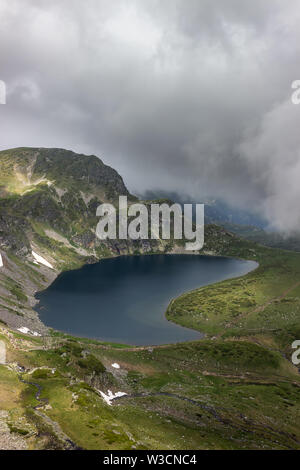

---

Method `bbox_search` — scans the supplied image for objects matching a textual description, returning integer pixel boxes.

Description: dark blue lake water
[35,255,257,345]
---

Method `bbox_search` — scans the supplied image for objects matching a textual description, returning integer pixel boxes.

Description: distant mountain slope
[139,190,300,252]
[139,190,267,228]
[221,223,300,252]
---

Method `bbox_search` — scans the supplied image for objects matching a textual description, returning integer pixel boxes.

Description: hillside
[222,222,300,252]
[138,190,267,229]
[0,148,299,450]
[138,190,300,253]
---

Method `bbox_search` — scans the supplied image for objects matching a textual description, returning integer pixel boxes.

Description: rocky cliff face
[0,147,160,264]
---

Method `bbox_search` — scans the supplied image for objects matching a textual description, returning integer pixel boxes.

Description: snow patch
[111,363,120,369]
[18,327,30,334]
[32,251,54,269]
[0,253,3,268]
[17,326,41,337]
[98,389,127,406]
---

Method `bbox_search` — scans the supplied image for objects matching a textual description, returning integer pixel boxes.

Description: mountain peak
[0,147,130,200]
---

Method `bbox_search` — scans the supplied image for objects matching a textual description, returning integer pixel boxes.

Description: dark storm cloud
[1,0,300,232]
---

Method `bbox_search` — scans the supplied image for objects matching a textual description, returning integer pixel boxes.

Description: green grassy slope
[1,304,299,450]
[0,147,299,450]
[0,242,299,450]
[167,245,300,355]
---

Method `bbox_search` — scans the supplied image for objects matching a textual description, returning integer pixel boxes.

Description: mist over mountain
[138,189,300,252]
[1,1,300,233]
[138,190,268,229]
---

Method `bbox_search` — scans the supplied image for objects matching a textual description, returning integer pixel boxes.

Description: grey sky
[1,0,300,232]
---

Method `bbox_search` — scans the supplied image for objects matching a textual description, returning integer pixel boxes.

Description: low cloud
[0,0,300,233]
